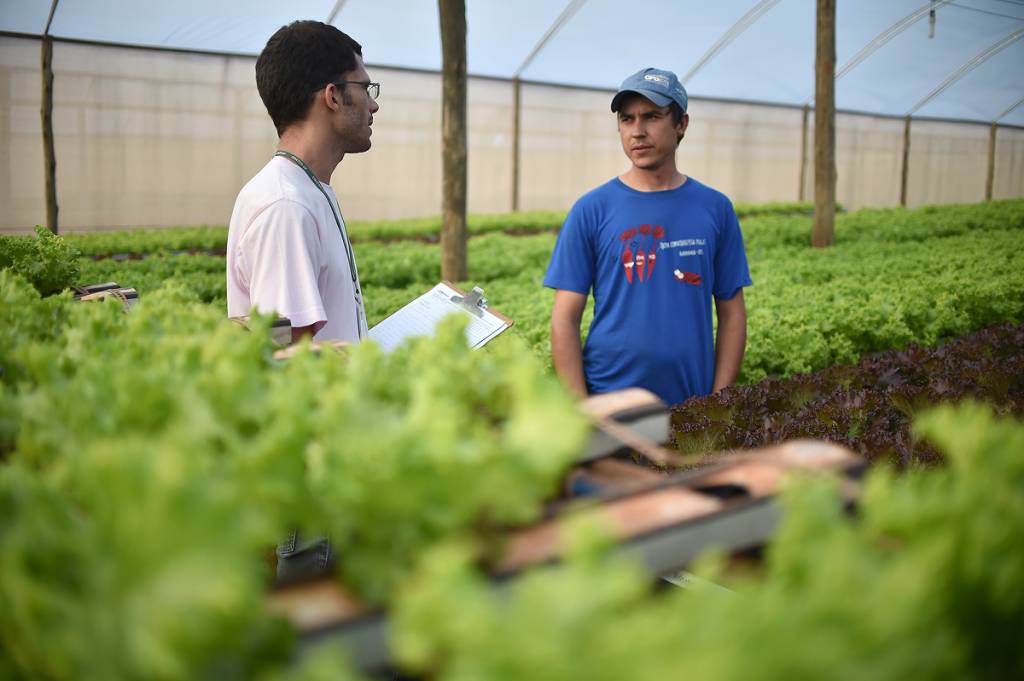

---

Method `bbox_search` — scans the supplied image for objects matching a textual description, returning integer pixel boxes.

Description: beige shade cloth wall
[1,35,1022,233]
[516,83,622,212]
[682,99,804,205]
[1,36,277,232]
[799,114,907,208]
[994,126,1024,200]
[907,120,991,207]
[1,37,45,230]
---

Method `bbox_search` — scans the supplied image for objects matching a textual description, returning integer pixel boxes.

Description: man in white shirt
[227,20,380,343]
[228,21,380,581]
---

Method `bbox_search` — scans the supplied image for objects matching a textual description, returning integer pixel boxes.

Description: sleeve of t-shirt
[712,200,754,300]
[543,200,596,295]
[236,199,327,328]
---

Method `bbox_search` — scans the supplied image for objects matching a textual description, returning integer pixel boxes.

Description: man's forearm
[712,313,746,393]
[291,320,326,343]
[551,322,587,398]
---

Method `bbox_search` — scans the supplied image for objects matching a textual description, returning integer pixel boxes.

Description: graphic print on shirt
[619,224,666,284]
[674,270,702,285]
[651,233,706,287]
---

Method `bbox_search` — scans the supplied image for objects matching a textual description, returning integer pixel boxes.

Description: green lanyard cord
[273,150,363,339]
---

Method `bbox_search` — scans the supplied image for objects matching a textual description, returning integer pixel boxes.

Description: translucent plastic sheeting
[831,1,1024,123]
[2,0,1023,124]
[1,35,1022,232]
[0,0,337,55]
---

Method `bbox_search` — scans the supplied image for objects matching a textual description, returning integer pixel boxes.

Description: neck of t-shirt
[276,155,336,196]
[617,172,689,193]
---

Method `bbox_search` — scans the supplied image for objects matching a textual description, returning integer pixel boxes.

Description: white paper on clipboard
[368,282,513,353]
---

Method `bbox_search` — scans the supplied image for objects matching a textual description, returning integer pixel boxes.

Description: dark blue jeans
[276,531,334,583]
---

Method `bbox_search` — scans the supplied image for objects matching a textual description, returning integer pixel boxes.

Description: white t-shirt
[226,156,368,342]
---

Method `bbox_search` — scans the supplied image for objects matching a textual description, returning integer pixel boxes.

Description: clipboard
[368,281,514,353]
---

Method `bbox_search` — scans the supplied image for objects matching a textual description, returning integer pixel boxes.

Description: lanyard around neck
[274,151,359,289]
[274,150,363,338]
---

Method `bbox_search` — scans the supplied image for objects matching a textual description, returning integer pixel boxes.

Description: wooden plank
[439,0,468,281]
[985,122,997,201]
[900,115,911,207]
[41,35,58,234]
[511,77,521,212]
[798,103,809,203]
[812,0,835,248]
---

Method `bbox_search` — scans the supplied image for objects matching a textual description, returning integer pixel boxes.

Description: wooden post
[438,0,468,282]
[798,103,809,203]
[511,77,521,212]
[900,115,911,207]
[41,35,59,234]
[985,122,997,201]
[812,0,835,248]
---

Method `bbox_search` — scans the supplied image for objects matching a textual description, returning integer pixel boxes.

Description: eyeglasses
[331,80,380,100]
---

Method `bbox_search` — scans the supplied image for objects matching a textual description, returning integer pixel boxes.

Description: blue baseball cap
[611,67,688,113]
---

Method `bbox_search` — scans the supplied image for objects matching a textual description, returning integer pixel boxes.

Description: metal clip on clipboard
[450,286,488,318]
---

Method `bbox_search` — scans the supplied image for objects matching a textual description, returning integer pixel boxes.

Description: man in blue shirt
[544,67,752,406]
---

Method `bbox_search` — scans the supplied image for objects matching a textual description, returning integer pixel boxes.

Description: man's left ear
[679,113,690,135]
[323,83,342,111]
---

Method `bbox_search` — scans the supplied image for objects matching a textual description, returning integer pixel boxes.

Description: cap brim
[610,88,673,112]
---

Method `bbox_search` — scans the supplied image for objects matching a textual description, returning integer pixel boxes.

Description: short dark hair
[668,102,686,127]
[256,21,363,136]
[668,102,686,145]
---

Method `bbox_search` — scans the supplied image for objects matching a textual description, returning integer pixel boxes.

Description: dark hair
[669,102,686,145]
[668,102,686,126]
[256,21,363,136]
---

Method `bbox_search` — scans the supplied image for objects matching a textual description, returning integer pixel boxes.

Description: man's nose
[370,98,380,114]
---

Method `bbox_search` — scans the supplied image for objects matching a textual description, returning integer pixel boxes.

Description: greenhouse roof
[2,0,1023,125]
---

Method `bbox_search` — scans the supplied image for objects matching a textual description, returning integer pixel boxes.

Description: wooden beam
[812,0,835,248]
[41,35,58,234]
[439,0,468,281]
[798,103,809,203]
[985,122,997,201]
[900,115,911,207]
[511,78,521,212]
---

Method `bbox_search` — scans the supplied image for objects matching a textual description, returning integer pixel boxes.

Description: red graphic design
[618,223,666,285]
[674,270,703,286]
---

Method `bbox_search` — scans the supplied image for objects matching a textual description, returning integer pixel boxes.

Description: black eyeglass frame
[331,80,380,100]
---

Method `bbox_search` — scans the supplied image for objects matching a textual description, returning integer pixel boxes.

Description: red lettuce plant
[672,323,1024,467]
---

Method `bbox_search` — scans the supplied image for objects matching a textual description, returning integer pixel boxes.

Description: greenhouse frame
[1,0,1023,230]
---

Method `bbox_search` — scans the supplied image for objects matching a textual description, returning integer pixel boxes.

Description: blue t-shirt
[544,177,752,405]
